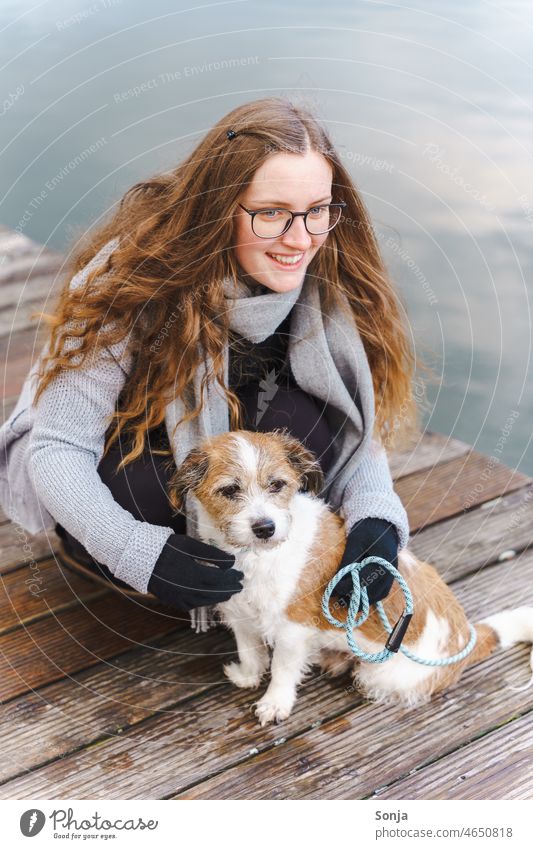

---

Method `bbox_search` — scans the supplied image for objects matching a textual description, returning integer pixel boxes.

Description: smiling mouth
[266,252,305,269]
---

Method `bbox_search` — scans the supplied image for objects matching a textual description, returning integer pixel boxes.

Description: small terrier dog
[169,429,533,726]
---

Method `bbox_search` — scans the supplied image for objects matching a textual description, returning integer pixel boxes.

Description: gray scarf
[164,272,376,631]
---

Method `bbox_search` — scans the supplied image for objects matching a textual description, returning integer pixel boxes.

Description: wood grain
[373,710,533,800]
[0,327,46,400]
[0,226,63,338]
[174,649,533,801]
[396,451,530,532]
[388,430,471,479]
[0,558,106,634]
[0,627,237,784]
[408,484,533,584]
[0,525,60,574]
[0,592,189,703]
[2,548,532,799]
[0,491,528,785]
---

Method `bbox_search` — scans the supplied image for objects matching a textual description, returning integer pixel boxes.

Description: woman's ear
[168,447,210,514]
[273,428,325,496]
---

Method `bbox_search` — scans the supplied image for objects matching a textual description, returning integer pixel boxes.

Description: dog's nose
[251,518,276,539]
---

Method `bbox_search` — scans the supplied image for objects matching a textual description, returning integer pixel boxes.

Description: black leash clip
[385,610,413,653]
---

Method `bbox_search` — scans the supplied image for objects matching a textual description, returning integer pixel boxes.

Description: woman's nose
[279,215,313,250]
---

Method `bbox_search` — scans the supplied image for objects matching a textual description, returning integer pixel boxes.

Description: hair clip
[226,129,237,140]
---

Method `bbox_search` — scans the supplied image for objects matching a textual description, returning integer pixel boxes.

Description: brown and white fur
[168,429,533,726]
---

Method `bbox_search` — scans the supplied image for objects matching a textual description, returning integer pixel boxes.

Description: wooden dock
[1,226,532,800]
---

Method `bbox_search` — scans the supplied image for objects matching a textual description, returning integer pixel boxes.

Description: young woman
[1,97,420,619]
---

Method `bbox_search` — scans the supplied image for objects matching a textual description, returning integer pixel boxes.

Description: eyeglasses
[237,201,347,238]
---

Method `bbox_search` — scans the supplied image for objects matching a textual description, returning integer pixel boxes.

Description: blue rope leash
[321,555,477,666]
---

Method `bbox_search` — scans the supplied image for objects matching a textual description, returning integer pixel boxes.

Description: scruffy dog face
[168,429,325,551]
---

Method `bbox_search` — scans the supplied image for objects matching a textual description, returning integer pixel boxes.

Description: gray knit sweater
[0,242,410,593]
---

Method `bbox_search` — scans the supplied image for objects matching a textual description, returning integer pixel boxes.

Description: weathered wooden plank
[0,226,58,260]
[373,710,533,799]
[3,549,532,800]
[0,627,237,784]
[0,592,188,703]
[396,451,531,532]
[0,524,60,573]
[0,254,63,288]
[388,430,471,479]
[0,286,53,321]
[0,668,355,799]
[0,280,63,337]
[178,663,533,801]
[408,484,533,585]
[0,494,528,785]
[0,558,107,634]
[175,647,533,801]
[0,327,44,400]
[0,229,62,337]
[173,551,533,800]
[0,304,53,338]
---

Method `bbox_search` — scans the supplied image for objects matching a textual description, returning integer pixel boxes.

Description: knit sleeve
[340,438,410,551]
[28,242,175,593]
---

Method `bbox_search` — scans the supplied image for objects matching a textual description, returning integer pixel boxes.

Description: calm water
[2,0,532,474]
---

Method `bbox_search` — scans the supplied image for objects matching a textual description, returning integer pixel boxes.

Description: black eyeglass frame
[237,201,347,238]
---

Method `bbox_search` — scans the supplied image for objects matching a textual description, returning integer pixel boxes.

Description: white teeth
[268,253,303,265]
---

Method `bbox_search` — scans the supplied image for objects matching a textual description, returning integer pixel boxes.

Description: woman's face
[233,150,333,293]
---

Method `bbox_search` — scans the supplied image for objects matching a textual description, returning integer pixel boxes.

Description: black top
[147,309,296,449]
[227,310,294,390]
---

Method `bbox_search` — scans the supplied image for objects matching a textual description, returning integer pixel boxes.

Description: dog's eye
[269,479,287,493]
[218,484,240,499]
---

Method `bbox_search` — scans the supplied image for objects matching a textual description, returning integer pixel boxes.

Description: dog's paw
[254,695,293,727]
[223,662,263,690]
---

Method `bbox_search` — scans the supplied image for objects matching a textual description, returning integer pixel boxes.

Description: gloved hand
[331,517,398,610]
[148,533,244,611]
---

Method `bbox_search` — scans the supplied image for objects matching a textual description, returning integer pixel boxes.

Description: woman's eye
[219,484,240,498]
[261,209,281,219]
[269,479,287,492]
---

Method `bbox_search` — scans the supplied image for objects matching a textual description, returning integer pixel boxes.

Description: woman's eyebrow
[250,195,333,206]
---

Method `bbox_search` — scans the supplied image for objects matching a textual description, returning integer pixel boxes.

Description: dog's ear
[168,446,210,514]
[274,429,325,496]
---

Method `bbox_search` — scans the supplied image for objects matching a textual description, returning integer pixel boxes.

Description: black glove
[331,517,398,610]
[148,533,244,611]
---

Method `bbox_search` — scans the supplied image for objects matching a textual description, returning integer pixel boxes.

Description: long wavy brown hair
[34,96,427,473]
